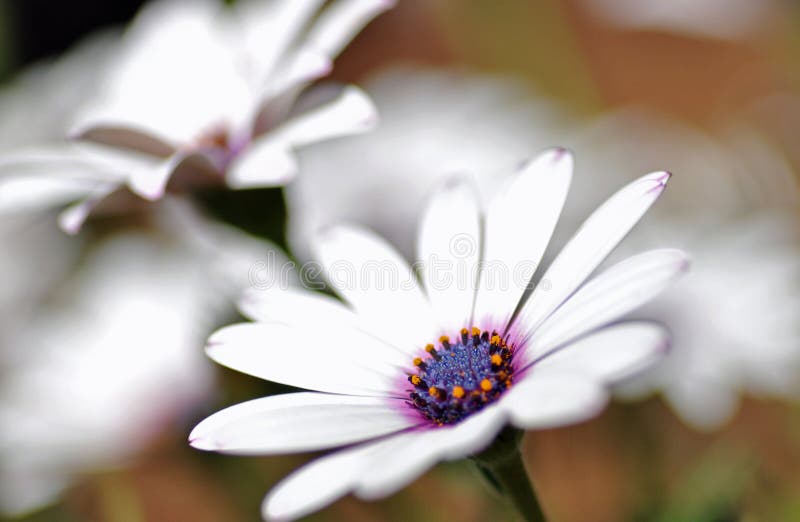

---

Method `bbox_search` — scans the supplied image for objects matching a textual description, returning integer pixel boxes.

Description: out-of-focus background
[1,0,799,520]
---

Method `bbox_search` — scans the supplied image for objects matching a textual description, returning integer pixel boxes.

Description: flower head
[0,0,391,233]
[190,148,688,520]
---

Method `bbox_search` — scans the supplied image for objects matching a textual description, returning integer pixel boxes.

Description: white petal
[206,322,405,396]
[262,438,381,521]
[0,147,119,214]
[531,322,670,383]
[124,152,187,201]
[501,372,608,429]
[473,148,573,327]
[237,0,326,86]
[74,0,253,145]
[355,405,507,500]
[239,287,416,357]
[226,139,298,189]
[0,176,98,215]
[304,0,395,58]
[521,249,689,365]
[417,178,481,334]
[514,171,671,337]
[272,85,378,147]
[260,48,332,101]
[263,405,505,520]
[239,287,355,325]
[313,225,439,351]
[189,392,415,454]
[57,184,120,235]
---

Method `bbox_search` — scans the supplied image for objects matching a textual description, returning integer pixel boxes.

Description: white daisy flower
[0,0,391,233]
[190,148,688,520]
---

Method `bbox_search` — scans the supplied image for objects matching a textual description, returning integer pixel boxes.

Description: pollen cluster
[406,327,514,425]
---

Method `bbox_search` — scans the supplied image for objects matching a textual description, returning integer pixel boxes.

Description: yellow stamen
[460,327,469,335]
[410,375,421,386]
[452,386,465,399]
[439,335,449,343]
[490,353,503,366]
[471,327,481,337]
[490,334,501,345]
[480,379,493,392]
[425,344,436,353]
[413,357,423,367]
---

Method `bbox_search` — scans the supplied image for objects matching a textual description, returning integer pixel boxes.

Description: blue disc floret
[406,327,515,425]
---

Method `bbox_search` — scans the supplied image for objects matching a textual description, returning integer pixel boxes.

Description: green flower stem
[472,427,547,522]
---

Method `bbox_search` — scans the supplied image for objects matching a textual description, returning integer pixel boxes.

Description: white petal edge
[355,405,506,500]
[206,322,405,396]
[417,177,481,334]
[473,148,573,326]
[57,184,120,235]
[272,85,378,148]
[520,248,689,366]
[313,225,439,352]
[238,0,326,88]
[501,371,609,429]
[226,139,298,189]
[514,171,671,338]
[124,152,184,201]
[305,0,396,58]
[189,392,417,455]
[239,287,355,325]
[531,322,670,383]
[262,438,381,522]
[238,286,410,353]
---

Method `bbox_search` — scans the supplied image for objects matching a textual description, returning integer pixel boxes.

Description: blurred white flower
[0,202,291,515]
[579,0,783,40]
[616,214,800,430]
[0,0,391,233]
[568,110,800,429]
[191,149,685,520]
[287,67,570,260]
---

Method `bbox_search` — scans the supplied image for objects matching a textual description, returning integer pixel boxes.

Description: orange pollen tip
[439,335,449,343]
[411,375,421,385]
[491,335,501,345]
[460,328,469,335]
[413,357,423,367]
[425,344,435,352]
[480,379,493,392]
[452,386,465,398]
[490,353,503,365]
[428,386,439,397]
[471,327,481,336]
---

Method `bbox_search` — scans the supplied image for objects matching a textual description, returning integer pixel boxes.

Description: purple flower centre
[406,327,515,426]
